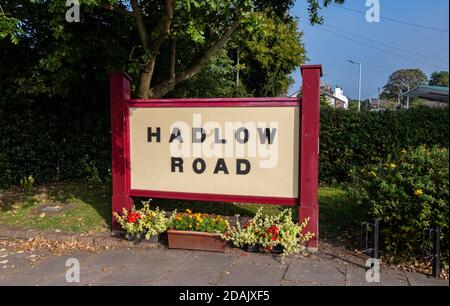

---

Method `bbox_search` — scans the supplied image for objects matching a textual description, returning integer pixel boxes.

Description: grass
[0,183,111,233]
[0,183,358,239]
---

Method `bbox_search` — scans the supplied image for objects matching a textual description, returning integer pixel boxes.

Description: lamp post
[406,84,410,109]
[348,60,362,112]
[398,82,411,109]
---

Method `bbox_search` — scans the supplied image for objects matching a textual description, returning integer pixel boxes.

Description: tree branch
[130,0,149,49]
[148,19,241,98]
[179,20,241,83]
[149,0,174,55]
[170,39,176,82]
[135,0,174,98]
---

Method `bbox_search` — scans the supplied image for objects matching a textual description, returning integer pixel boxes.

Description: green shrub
[0,95,111,188]
[348,146,449,264]
[320,108,449,183]
[223,208,314,256]
[0,99,448,188]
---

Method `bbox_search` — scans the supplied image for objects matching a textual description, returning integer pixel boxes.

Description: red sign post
[110,65,322,250]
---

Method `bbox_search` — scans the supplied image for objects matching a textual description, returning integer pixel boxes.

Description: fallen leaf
[39,213,46,218]
[0,260,8,264]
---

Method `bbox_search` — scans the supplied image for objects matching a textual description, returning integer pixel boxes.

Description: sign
[110,65,322,250]
[129,106,299,198]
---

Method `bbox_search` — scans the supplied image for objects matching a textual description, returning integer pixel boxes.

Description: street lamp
[399,83,411,109]
[348,60,362,112]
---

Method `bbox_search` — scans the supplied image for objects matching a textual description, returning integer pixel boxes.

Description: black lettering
[192,158,206,174]
[169,128,183,143]
[257,128,277,144]
[192,128,206,143]
[214,128,226,144]
[213,159,229,174]
[147,127,161,143]
[235,128,249,144]
[171,157,183,173]
[236,159,251,175]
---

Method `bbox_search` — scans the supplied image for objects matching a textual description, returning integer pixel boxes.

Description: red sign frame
[110,65,322,250]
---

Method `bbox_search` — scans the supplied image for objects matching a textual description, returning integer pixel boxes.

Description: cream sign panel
[129,107,299,198]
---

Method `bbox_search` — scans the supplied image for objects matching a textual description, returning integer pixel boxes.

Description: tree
[113,0,343,98]
[168,49,242,98]
[381,69,428,102]
[0,0,344,186]
[1,0,343,99]
[429,71,449,87]
[233,14,307,96]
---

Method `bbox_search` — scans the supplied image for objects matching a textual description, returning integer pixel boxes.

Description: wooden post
[299,65,322,251]
[110,72,133,230]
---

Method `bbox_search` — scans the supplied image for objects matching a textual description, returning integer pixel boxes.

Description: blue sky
[289,0,449,99]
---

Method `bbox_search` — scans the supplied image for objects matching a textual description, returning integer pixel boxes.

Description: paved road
[0,242,448,286]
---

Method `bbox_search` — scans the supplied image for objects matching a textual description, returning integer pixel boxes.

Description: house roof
[403,85,449,103]
[320,90,348,104]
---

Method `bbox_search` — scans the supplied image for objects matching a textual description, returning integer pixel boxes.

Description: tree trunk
[137,59,156,98]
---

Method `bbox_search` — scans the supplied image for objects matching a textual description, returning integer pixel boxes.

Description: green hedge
[0,97,111,188]
[320,107,449,183]
[0,105,448,188]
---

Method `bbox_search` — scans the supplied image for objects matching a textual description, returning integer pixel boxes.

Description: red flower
[268,225,279,241]
[127,211,142,224]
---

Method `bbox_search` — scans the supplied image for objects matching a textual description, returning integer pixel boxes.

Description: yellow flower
[389,163,397,169]
[414,189,424,196]
[401,149,407,154]
[175,216,182,221]
[369,171,377,177]
[186,209,192,213]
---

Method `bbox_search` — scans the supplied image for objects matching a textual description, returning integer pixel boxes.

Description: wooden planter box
[167,229,227,253]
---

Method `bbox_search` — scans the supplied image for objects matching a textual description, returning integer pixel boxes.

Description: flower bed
[113,205,314,256]
[167,210,230,252]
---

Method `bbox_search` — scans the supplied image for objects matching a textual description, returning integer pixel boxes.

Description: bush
[223,208,314,256]
[113,202,172,240]
[348,146,449,264]
[1,98,447,188]
[0,94,111,188]
[320,108,449,183]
